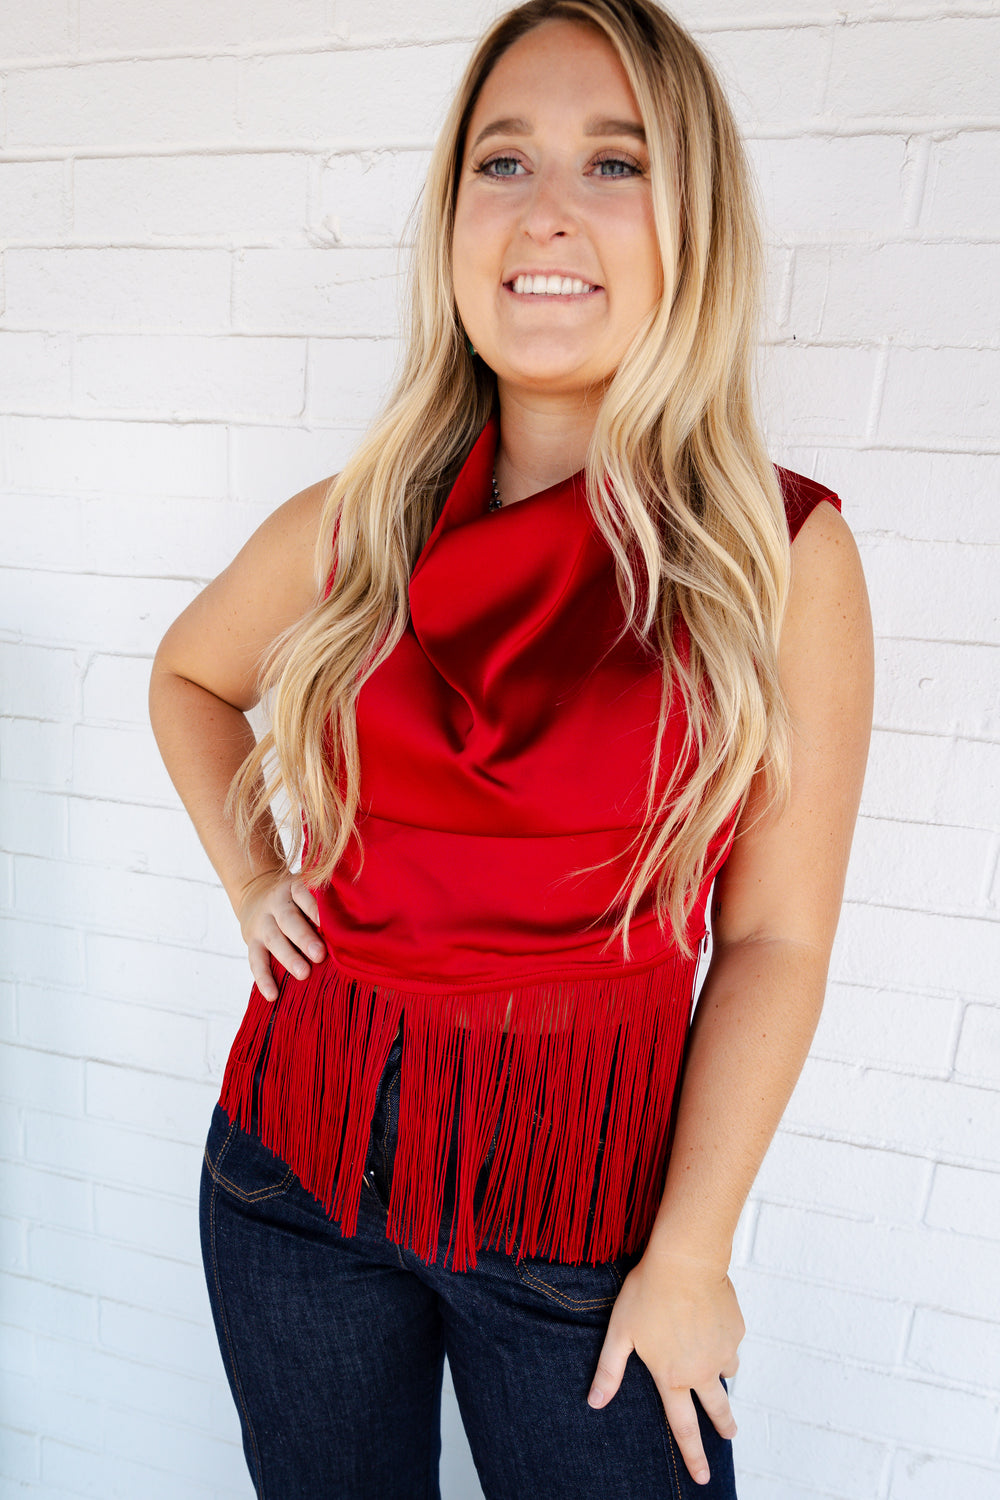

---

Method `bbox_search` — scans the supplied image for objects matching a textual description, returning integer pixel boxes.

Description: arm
[148,478,334,999]
[588,501,874,1483]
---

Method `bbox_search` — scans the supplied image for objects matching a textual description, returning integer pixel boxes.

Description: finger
[587,1326,634,1409]
[661,1388,710,1487]
[276,902,326,963]
[248,943,279,1002]
[290,877,322,931]
[263,923,315,983]
[694,1376,737,1440]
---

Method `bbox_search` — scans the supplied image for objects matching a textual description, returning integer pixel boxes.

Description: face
[452,19,663,404]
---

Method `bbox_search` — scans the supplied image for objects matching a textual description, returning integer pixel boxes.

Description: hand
[236,871,326,1001]
[587,1249,744,1486]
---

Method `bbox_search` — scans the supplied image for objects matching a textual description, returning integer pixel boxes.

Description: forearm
[646,937,829,1268]
[148,666,286,913]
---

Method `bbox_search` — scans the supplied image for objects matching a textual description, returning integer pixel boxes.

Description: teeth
[512,274,594,296]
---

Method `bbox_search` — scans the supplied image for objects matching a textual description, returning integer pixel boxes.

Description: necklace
[489,468,502,512]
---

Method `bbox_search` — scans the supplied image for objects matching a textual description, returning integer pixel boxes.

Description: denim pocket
[512,1251,632,1310]
[203,1103,297,1205]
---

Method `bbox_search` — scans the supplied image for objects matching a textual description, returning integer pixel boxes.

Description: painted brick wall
[1,2,997,1496]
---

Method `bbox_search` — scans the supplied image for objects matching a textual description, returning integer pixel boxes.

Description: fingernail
[297,965,309,979]
[695,1469,710,1486]
[587,1389,606,1408]
[309,943,325,960]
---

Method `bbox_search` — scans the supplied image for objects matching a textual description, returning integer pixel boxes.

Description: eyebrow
[469,115,647,151]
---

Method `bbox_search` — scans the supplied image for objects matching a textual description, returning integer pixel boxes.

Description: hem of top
[317,942,702,997]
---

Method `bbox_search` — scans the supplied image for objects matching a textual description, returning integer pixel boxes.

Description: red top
[219,413,841,1271]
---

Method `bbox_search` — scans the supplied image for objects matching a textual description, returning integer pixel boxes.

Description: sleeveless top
[219,412,841,1271]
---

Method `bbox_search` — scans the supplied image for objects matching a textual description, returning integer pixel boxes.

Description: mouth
[504,273,603,298]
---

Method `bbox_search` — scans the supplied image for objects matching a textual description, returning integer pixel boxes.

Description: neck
[492,384,599,506]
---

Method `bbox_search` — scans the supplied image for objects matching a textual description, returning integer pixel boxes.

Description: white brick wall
[1,1,997,1496]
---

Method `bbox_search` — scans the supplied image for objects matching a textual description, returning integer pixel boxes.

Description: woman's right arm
[148,477,333,999]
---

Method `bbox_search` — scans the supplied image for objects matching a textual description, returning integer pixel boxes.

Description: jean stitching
[203,1140,296,1204]
[209,1129,266,1497]
[514,1264,616,1309]
[661,1407,685,1500]
[380,1062,401,1184]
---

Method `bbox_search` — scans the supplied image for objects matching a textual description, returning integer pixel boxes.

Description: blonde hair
[228,0,790,959]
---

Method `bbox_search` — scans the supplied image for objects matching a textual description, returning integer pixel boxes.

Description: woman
[149,2,872,1496]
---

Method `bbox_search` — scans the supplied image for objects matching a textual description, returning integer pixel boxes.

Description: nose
[517,162,579,243]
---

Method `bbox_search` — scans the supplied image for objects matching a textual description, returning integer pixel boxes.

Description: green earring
[465,334,476,357]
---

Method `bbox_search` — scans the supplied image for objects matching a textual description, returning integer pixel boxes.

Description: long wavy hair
[228,0,791,959]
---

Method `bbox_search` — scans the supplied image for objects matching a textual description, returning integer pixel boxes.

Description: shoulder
[774,464,842,544]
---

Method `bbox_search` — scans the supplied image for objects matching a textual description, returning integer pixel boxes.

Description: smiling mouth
[505,274,602,297]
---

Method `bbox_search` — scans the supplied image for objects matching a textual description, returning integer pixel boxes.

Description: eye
[591,152,644,178]
[473,154,526,179]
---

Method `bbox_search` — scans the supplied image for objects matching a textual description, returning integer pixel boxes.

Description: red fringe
[218,957,696,1271]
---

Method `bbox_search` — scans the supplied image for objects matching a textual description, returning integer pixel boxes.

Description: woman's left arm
[588,500,874,1485]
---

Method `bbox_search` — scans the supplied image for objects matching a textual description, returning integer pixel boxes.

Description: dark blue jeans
[200,1023,738,1499]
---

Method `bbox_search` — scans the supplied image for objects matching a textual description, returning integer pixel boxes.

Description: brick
[334,0,489,37]
[0,332,72,412]
[0,718,73,789]
[42,1437,227,1500]
[16,985,207,1078]
[846,816,995,914]
[735,1263,905,1365]
[3,248,231,333]
[786,1050,1000,1163]
[109,1403,277,1488]
[307,337,402,424]
[2,1371,103,1453]
[749,135,908,241]
[68,798,218,883]
[792,448,1000,547]
[0,1213,29,1274]
[229,423,352,506]
[812,982,959,1076]
[25,1111,201,1199]
[736,1475,841,1500]
[85,932,246,1016]
[827,20,1000,120]
[1,568,199,653]
[79,0,330,52]
[754,1203,1000,1328]
[0,916,84,989]
[753,1132,928,1225]
[236,44,469,145]
[94,1184,201,1265]
[732,1405,885,1494]
[5,416,228,496]
[0,0,71,60]
[85,1062,219,1145]
[758,345,879,442]
[0,493,81,571]
[954,1005,1000,1087]
[926,1161,1000,1241]
[13,853,224,946]
[82,655,154,726]
[74,152,309,243]
[922,132,1000,239]
[99,1299,223,1381]
[28,1227,205,1316]
[878,347,1000,447]
[0,1042,84,1116]
[874,639,1000,740]
[890,1451,1000,1500]
[317,150,431,244]
[233,246,402,335]
[0,643,79,720]
[1,1272,97,1343]
[73,723,184,804]
[698,28,829,130]
[0,161,66,242]
[206,1012,247,1082]
[0,1424,40,1483]
[907,1306,1000,1391]
[0,1159,91,1231]
[74,334,306,420]
[7,59,237,150]
[790,244,1000,347]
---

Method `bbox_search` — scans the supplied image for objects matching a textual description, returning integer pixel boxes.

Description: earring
[465,334,476,357]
